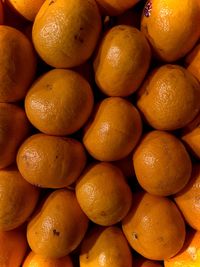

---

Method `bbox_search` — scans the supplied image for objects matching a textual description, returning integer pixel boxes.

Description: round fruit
[0,166,39,231]
[0,25,36,102]
[25,69,94,136]
[76,162,132,226]
[80,226,132,267]
[0,227,28,267]
[27,189,89,258]
[164,229,200,267]
[174,164,200,230]
[137,64,200,130]
[23,251,73,267]
[185,43,200,82]
[94,25,151,96]
[7,0,45,21]
[17,133,86,188]
[122,191,186,260]
[96,0,140,16]
[0,103,30,169]
[141,0,200,62]
[83,97,142,161]
[32,0,101,68]
[133,130,192,196]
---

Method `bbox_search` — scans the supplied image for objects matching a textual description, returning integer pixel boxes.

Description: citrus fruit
[25,69,94,136]
[27,189,89,258]
[122,191,186,260]
[94,25,151,96]
[76,162,132,226]
[17,133,86,188]
[137,64,200,130]
[32,0,101,68]
[83,97,142,161]
[133,130,192,196]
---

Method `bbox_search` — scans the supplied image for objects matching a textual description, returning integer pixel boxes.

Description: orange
[182,125,200,159]
[0,166,39,231]
[94,25,151,96]
[27,189,89,258]
[0,0,3,24]
[17,133,86,188]
[7,0,45,21]
[137,64,200,130]
[76,162,132,226]
[164,229,200,267]
[185,43,200,82]
[25,69,94,136]
[80,226,132,267]
[0,25,36,102]
[133,130,192,196]
[141,0,200,62]
[0,227,28,267]
[174,164,200,231]
[122,191,186,260]
[83,97,142,161]
[96,0,140,16]
[0,103,30,169]
[23,251,73,267]
[32,0,101,68]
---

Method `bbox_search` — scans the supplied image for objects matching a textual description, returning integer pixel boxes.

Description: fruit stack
[0,0,199,266]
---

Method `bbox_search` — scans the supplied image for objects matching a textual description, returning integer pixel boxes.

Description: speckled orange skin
[122,192,186,260]
[25,69,94,136]
[7,0,45,21]
[0,227,28,267]
[17,133,87,188]
[185,44,200,82]
[0,103,30,169]
[32,0,101,68]
[137,65,200,130]
[27,189,89,259]
[83,97,142,161]
[80,226,132,267]
[182,126,200,159]
[175,164,200,231]
[76,162,132,226]
[23,251,73,267]
[164,229,200,267]
[96,0,139,15]
[0,166,39,231]
[133,130,192,196]
[141,0,200,62]
[0,25,36,102]
[94,25,151,97]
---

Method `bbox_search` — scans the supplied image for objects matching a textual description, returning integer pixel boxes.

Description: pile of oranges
[0,0,199,266]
